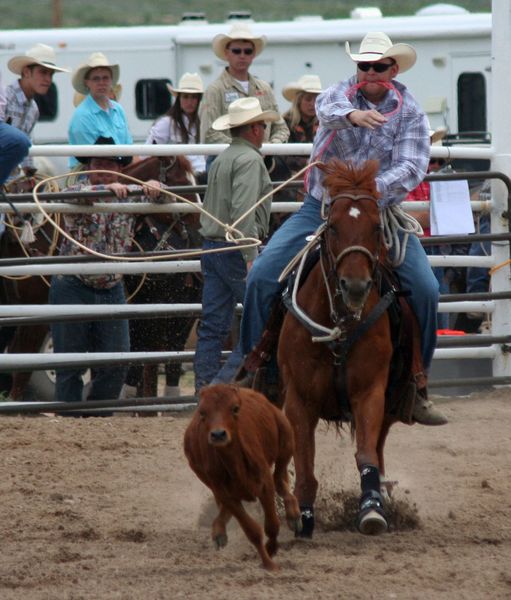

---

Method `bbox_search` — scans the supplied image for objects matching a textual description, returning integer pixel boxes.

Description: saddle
[238,250,421,425]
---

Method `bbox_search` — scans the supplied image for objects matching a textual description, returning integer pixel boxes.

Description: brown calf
[183,384,301,571]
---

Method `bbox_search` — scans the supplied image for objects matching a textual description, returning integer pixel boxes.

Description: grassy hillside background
[2,0,491,29]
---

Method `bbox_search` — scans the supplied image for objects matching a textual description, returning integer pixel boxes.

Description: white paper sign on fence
[430,180,475,235]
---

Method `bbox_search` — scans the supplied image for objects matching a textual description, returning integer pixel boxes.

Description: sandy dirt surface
[0,388,510,600]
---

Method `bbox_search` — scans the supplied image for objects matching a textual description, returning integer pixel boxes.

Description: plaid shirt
[4,80,38,170]
[308,75,430,207]
[59,182,160,289]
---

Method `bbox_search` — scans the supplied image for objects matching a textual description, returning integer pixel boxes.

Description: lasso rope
[31,164,318,262]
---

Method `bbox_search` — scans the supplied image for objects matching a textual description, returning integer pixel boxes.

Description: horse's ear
[316,161,328,173]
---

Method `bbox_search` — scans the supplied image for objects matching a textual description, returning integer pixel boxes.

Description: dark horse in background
[0,174,61,399]
[0,157,201,401]
[278,159,421,538]
[121,155,202,398]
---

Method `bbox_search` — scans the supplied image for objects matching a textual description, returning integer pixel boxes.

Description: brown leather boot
[412,376,448,426]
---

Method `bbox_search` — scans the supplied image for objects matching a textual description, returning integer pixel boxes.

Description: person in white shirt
[145,73,206,182]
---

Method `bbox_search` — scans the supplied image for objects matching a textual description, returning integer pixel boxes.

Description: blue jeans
[0,121,31,185]
[0,122,31,236]
[193,241,247,392]
[466,215,491,294]
[49,276,129,403]
[425,245,450,329]
[235,194,439,372]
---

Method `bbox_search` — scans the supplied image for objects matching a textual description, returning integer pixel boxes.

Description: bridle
[158,156,177,183]
[320,192,383,315]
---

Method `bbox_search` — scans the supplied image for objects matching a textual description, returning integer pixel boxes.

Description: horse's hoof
[213,533,228,549]
[288,516,303,534]
[357,509,388,535]
[296,507,314,538]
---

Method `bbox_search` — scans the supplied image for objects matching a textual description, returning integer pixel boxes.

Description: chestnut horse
[278,159,410,538]
[121,155,202,398]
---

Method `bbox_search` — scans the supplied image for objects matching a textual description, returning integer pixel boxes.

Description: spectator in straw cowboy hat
[145,72,206,181]
[271,74,324,209]
[199,22,289,161]
[4,43,69,175]
[68,52,132,167]
[229,31,447,426]
[194,97,279,394]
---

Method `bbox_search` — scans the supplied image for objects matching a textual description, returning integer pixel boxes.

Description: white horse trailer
[0,4,491,147]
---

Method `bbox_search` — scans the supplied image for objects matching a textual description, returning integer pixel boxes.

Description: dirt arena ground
[0,388,510,600]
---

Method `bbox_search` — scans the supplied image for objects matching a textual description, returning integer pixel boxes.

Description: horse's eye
[232,405,240,415]
[328,224,338,238]
[199,410,206,420]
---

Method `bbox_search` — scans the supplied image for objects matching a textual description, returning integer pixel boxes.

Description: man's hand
[106,182,129,199]
[142,179,162,200]
[348,109,387,129]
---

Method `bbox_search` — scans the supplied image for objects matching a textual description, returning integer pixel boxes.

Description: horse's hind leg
[273,419,301,534]
[285,382,320,538]
[142,364,158,398]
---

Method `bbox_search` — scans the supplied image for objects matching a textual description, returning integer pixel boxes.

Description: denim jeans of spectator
[0,122,31,235]
[466,215,491,294]
[234,193,439,374]
[425,245,450,329]
[194,241,247,393]
[49,275,129,403]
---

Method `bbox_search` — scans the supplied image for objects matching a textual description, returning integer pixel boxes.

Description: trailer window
[135,79,172,120]
[457,73,486,133]
[34,82,58,122]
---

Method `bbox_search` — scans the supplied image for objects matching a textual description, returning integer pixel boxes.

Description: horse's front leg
[284,381,320,538]
[352,384,388,535]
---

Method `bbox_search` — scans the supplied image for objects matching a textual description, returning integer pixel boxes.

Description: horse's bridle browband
[324,191,382,275]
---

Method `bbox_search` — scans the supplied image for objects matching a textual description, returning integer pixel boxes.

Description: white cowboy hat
[212,97,279,131]
[345,32,417,74]
[8,43,69,75]
[430,126,448,145]
[166,73,204,96]
[72,52,120,94]
[282,74,323,102]
[212,23,266,60]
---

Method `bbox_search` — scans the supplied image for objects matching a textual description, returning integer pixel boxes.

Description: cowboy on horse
[218,31,447,427]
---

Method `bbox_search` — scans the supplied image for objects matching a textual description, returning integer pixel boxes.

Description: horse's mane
[318,159,381,199]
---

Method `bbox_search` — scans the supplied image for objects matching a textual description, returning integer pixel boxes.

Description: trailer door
[451,53,491,134]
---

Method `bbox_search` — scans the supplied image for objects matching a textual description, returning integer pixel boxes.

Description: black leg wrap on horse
[360,464,381,495]
[297,505,315,538]
[357,465,387,533]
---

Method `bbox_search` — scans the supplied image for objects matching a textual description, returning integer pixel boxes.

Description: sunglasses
[229,47,254,56]
[87,75,112,82]
[357,61,395,73]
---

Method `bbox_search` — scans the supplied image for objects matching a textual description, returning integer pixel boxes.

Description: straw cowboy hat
[8,43,69,75]
[72,52,120,94]
[345,32,417,73]
[166,73,204,96]
[73,83,123,107]
[282,74,323,102]
[76,136,132,166]
[212,23,266,60]
[212,97,279,131]
[430,126,448,145]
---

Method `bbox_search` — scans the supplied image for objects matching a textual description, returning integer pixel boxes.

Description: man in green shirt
[193,97,278,393]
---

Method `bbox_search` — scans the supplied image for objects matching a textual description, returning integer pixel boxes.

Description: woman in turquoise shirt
[68,52,132,167]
